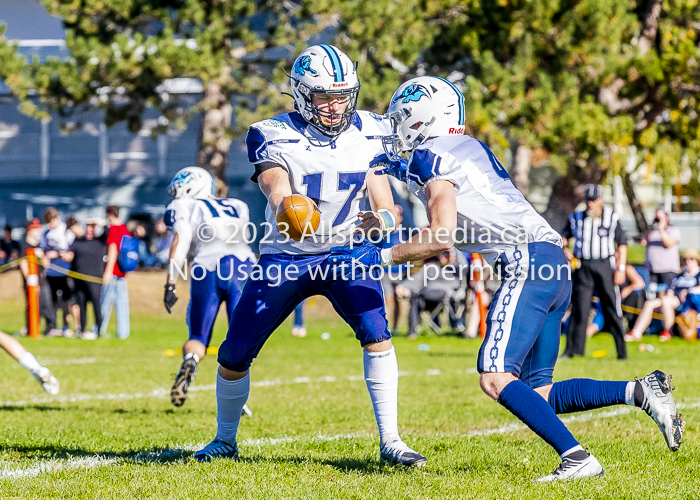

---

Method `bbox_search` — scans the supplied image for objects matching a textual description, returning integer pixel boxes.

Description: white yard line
[38,358,97,366]
[1,400,697,480]
[0,368,478,407]
[0,456,118,479]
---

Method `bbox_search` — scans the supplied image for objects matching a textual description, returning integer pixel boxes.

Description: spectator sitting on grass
[673,249,700,341]
[626,249,700,342]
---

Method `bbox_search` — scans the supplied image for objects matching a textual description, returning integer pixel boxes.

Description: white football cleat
[536,453,604,482]
[379,438,427,467]
[241,404,253,417]
[639,370,685,451]
[33,367,60,395]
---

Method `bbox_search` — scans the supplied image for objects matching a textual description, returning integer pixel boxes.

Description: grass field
[0,271,698,499]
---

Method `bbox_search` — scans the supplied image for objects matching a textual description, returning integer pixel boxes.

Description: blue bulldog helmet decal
[393,83,430,104]
[293,55,317,76]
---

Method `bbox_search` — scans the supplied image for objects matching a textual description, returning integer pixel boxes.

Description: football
[276,194,321,241]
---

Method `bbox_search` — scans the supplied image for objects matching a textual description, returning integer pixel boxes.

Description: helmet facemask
[382,107,436,161]
[292,77,360,137]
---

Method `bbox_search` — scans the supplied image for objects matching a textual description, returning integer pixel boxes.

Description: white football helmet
[290,44,360,137]
[167,166,215,199]
[382,76,465,160]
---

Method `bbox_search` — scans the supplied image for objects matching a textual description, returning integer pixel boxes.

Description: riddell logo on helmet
[332,82,349,88]
[449,127,465,134]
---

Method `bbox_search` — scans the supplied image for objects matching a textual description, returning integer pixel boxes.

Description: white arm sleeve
[168,219,193,282]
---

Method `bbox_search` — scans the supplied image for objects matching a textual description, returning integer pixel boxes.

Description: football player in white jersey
[194,45,427,467]
[1,329,59,394]
[329,76,684,481]
[163,166,256,414]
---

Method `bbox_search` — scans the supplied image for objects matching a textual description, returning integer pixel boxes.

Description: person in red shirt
[100,205,132,339]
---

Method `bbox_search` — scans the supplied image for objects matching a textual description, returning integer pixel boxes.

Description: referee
[560,184,628,360]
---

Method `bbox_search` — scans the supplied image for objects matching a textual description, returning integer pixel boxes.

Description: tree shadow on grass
[1,446,434,474]
[0,405,70,412]
[238,454,410,475]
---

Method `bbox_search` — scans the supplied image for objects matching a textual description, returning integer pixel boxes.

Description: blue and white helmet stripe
[433,76,465,126]
[319,44,344,83]
[289,44,360,137]
[383,76,466,159]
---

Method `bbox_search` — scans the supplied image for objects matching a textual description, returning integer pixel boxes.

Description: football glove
[164,283,178,314]
[328,242,383,268]
[371,154,408,183]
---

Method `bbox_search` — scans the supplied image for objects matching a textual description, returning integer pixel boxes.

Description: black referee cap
[584,184,603,202]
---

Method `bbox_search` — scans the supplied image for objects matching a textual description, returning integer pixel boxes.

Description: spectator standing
[100,205,132,339]
[64,218,108,339]
[66,216,85,239]
[41,208,76,336]
[153,219,174,267]
[64,216,85,330]
[19,219,58,336]
[642,206,681,296]
[560,184,628,360]
[0,225,20,266]
[291,301,307,338]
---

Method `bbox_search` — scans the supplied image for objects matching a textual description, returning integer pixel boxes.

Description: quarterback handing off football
[276,194,321,241]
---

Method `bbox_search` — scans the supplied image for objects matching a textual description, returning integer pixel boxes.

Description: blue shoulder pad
[408,149,442,186]
[246,127,267,163]
[164,209,176,228]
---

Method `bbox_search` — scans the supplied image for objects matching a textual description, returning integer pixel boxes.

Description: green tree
[421,0,700,231]
[0,0,303,194]
[323,0,700,231]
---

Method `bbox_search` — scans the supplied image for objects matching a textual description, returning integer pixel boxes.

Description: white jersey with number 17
[246,110,392,255]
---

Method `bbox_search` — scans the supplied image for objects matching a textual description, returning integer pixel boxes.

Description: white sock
[18,352,43,376]
[364,347,400,447]
[624,381,636,406]
[184,352,200,363]
[216,372,250,445]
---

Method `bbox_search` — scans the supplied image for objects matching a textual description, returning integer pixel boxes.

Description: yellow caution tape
[0,256,26,273]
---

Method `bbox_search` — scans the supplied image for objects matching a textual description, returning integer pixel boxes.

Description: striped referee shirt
[561,206,627,260]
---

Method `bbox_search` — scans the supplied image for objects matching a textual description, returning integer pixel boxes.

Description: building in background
[0,0,265,229]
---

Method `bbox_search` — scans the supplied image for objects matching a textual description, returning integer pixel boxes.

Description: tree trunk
[540,163,607,232]
[620,169,649,234]
[510,142,531,194]
[196,78,233,197]
[541,175,581,234]
[597,0,663,113]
